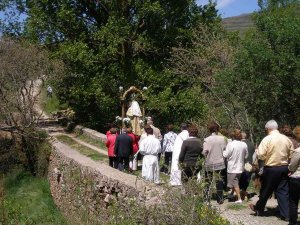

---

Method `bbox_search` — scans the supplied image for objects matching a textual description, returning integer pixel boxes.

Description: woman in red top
[105,128,118,168]
[127,127,139,170]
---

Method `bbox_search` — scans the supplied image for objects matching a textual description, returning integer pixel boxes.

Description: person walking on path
[127,127,139,171]
[288,126,300,225]
[239,131,255,200]
[179,125,203,182]
[249,120,294,221]
[105,128,118,168]
[114,128,133,171]
[202,122,227,204]
[223,129,248,204]
[139,127,161,184]
[161,124,177,174]
[170,123,189,186]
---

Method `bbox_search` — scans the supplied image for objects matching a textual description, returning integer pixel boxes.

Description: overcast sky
[197,0,260,17]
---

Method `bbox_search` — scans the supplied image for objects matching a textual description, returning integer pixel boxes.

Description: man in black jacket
[114,128,133,171]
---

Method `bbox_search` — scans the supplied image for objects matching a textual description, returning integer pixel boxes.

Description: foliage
[40,86,67,115]
[0,0,221,131]
[107,178,229,225]
[0,169,67,225]
[0,39,64,175]
[215,2,300,139]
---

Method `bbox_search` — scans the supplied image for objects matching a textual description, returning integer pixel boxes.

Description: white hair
[265,120,278,130]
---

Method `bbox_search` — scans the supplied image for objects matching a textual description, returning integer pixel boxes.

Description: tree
[215,2,300,139]
[1,0,220,130]
[0,39,64,174]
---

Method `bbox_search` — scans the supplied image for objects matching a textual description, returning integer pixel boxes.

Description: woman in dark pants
[288,126,300,225]
[179,125,203,182]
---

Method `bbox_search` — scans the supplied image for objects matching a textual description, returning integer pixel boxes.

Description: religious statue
[126,95,142,135]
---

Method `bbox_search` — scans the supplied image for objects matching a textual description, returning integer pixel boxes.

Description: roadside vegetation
[0,169,67,225]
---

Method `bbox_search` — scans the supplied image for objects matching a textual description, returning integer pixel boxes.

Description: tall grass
[0,169,67,224]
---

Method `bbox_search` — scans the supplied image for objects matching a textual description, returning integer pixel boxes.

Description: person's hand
[288,171,293,176]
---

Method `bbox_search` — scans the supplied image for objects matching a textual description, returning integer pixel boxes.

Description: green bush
[107,178,229,225]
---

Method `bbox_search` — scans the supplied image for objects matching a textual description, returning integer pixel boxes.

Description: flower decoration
[123,117,131,127]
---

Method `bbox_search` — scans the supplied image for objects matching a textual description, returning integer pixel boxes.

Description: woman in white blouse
[223,129,248,203]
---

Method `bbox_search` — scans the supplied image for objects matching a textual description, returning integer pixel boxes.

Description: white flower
[143,86,148,91]
[123,117,131,122]
[115,116,122,121]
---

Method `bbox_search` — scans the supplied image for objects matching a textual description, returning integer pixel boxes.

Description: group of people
[105,118,300,225]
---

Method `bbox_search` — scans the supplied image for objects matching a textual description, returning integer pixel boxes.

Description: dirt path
[215,196,289,225]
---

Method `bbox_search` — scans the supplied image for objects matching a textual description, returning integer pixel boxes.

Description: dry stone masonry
[48,138,162,224]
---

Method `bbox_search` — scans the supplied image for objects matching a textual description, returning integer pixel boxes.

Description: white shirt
[139,135,161,156]
[163,131,177,153]
[223,140,248,173]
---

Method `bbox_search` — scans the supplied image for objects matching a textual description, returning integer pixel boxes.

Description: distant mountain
[222,13,254,34]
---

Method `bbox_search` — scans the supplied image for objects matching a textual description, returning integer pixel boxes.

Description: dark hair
[231,129,242,140]
[167,124,174,132]
[110,128,117,134]
[181,123,188,130]
[188,125,198,137]
[127,127,133,133]
[280,125,293,137]
[145,127,154,135]
[208,122,220,133]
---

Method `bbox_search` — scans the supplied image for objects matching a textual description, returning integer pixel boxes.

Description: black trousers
[255,165,289,218]
[109,157,118,169]
[239,171,252,191]
[182,166,200,183]
[205,169,226,203]
[289,177,300,224]
[117,157,130,171]
[164,152,172,167]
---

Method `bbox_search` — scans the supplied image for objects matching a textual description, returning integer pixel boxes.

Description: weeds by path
[0,169,67,224]
[76,133,106,149]
[56,134,108,161]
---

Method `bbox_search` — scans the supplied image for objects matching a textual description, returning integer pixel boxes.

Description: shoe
[235,199,242,204]
[279,216,289,222]
[249,204,263,216]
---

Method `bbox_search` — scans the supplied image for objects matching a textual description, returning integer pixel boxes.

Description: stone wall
[48,140,161,224]
[74,125,107,142]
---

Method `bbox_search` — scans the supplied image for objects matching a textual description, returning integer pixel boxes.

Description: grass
[56,134,108,161]
[76,133,106,149]
[226,203,248,211]
[0,169,67,225]
[40,87,61,115]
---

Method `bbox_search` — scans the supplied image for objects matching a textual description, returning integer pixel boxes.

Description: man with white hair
[249,120,294,220]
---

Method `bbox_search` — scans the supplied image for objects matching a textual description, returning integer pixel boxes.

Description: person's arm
[114,137,119,156]
[223,143,231,158]
[105,138,110,149]
[179,141,187,163]
[162,134,168,152]
[256,138,268,160]
[289,151,300,173]
[202,139,209,156]
[245,145,248,159]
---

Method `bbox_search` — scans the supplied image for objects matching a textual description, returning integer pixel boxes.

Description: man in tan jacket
[249,120,293,220]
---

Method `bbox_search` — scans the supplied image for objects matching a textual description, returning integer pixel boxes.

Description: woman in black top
[179,125,203,182]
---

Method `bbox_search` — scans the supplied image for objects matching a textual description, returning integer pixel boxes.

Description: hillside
[222,13,254,33]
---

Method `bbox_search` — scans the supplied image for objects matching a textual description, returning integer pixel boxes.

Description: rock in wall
[48,140,161,224]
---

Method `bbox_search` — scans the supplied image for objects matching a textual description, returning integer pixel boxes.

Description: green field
[0,170,67,224]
